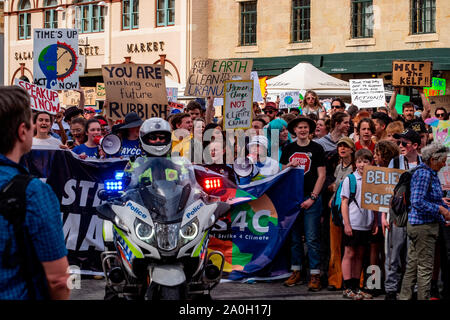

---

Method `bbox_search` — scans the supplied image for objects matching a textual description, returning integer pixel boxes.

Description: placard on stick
[15,79,60,115]
[102,64,169,122]
[184,58,253,98]
[361,166,405,212]
[223,80,253,130]
[350,79,386,109]
[392,60,432,87]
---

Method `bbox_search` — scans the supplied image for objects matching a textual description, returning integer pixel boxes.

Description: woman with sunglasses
[302,90,326,118]
[435,108,449,121]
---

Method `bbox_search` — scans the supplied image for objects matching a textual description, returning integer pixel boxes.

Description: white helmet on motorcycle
[139,118,172,157]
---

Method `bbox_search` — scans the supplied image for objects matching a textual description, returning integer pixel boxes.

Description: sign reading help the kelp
[184,58,253,98]
[392,60,432,87]
[223,80,253,130]
[102,64,169,121]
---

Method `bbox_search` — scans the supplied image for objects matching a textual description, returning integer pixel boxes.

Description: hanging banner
[223,80,253,130]
[350,79,386,109]
[15,79,60,115]
[184,58,253,98]
[33,29,79,91]
[361,166,405,212]
[392,60,432,87]
[102,64,169,121]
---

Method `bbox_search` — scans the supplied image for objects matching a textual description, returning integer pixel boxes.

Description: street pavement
[69,277,385,300]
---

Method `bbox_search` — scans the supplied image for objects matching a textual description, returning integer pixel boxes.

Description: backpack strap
[394,157,400,169]
[0,174,43,300]
[347,173,359,209]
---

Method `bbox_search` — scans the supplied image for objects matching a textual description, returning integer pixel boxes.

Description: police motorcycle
[95,118,232,300]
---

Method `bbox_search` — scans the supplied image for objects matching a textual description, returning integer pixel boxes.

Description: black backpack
[0,173,50,299]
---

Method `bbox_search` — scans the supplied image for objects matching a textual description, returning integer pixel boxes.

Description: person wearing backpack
[383,128,422,300]
[341,149,378,300]
[0,86,70,300]
[399,142,450,300]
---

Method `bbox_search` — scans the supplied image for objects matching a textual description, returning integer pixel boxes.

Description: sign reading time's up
[33,29,80,91]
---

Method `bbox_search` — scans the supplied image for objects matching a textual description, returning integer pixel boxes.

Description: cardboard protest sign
[223,80,253,130]
[429,95,450,114]
[166,87,178,103]
[61,87,96,107]
[394,94,410,115]
[279,91,301,109]
[361,166,405,212]
[424,77,446,98]
[96,83,106,101]
[102,64,169,121]
[392,60,432,87]
[350,79,386,109]
[33,29,79,91]
[185,58,253,98]
[15,79,60,115]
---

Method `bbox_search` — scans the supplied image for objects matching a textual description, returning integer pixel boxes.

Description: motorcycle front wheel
[145,282,187,300]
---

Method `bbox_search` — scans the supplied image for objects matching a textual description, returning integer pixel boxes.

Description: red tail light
[203,178,222,190]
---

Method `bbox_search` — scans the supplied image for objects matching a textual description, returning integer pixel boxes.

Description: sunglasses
[264,110,275,114]
[436,113,446,118]
[397,140,411,147]
[148,133,168,142]
[332,105,343,109]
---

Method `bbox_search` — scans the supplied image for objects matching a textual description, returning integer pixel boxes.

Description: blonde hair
[301,90,321,110]
[386,121,404,136]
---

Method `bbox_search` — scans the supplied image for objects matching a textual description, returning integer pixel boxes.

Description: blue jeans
[290,195,322,274]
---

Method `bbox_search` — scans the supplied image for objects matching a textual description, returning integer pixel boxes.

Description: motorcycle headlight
[179,218,199,244]
[134,220,154,243]
[156,224,179,251]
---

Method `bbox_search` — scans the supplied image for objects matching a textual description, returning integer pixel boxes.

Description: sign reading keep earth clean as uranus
[33,29,79,91]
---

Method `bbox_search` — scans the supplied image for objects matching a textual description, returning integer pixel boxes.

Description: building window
[411,0,436,34]
[80,1,105,33]
[44,0,58,29]
[18,0,31,40]
[156,0,175,27]
[292,0,310,42]
[123,0,139,30]
[240,1,257,46]
[351,0,373,38]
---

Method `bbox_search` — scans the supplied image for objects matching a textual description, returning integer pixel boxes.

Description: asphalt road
[69,277,384,301]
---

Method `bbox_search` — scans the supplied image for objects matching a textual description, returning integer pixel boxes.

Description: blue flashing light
[115,171,125,180]
[105,179,123,192]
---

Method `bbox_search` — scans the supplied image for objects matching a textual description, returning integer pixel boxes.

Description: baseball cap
[247,135,269,149]
[84,107,96,114]
[337,137,356,151]
[393,128,421,145]
[263,102,278,111]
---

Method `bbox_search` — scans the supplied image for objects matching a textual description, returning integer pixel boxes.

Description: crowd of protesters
[2,82,450,301]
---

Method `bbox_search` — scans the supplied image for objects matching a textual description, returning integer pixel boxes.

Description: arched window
[123,0,139,30]
[44,0,59,29]
[18,0,31,40]
[79,0,105,33]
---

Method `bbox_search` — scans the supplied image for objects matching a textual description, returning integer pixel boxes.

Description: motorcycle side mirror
[97,189,110,201]
[96,203,116,222]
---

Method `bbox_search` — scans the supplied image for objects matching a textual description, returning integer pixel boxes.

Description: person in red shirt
[355,118,376,154]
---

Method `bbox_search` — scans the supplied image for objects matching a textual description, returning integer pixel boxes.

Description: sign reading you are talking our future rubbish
[102,64,169,121]
[33,29,79,91]
[223,80,253,130]
[392,60,433,87]
[15,79,60,115]
[184,58,253,98]
[349,79,386,109]
[361,166,405,212]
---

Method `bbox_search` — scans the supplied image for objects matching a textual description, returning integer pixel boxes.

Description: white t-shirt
[255,157,280,176]
[32,136,62,147]
[341,171,374,231]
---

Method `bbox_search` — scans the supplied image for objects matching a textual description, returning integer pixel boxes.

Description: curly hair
[374,140,400,167]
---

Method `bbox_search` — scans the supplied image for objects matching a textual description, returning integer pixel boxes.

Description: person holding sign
[341,149,377,300]
[399,142,450,300]
[388,88,431,127]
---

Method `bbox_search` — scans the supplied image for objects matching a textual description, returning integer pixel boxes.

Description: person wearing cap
[280,116,326,291]
[117,112,143,158]
[407,120,429,151]
[263,102,278,122]
[382,128,423,300]
[83,107,96,120]
[238,135,279,185]
[327,136,356,291]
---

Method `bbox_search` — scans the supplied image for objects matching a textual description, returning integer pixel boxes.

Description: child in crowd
[341,149,378,300]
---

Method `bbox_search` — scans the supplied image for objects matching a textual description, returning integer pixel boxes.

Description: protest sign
[438,156,450,191]
[350,79,386,109]
[15,78,60,115]
[33,29,79,91]
[259,76,268,99]
[361,166,405,212]
[251,71,264,102]
[279,91,301,109]
[102,64,169,121]
[432,120,450,148]
[392,60,432,87]
[166,87,178,103]
[223,80,253,130]
[61,87,97,107]
[184,58,253,98]
[96,83,106,101]
[429,95,450,114]
[424,77,446,98]
[394,94,410,115]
